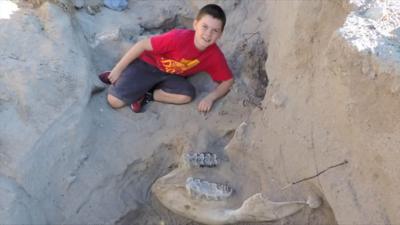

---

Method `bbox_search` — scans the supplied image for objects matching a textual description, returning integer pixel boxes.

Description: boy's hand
[108,69,122,84]
[198,96,215,113]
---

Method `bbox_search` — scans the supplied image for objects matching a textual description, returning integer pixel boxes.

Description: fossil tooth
[183,152,218,168]
[185,177,233,201]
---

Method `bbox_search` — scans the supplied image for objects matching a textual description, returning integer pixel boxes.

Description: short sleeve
[150,29,178,54]
[206,51,233,82]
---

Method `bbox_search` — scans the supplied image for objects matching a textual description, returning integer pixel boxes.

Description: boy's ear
[193,19,198,29]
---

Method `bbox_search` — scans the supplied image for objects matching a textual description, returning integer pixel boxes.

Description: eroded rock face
[254,0,400,224]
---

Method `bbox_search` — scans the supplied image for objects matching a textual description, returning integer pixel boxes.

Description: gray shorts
[108,60,195,104]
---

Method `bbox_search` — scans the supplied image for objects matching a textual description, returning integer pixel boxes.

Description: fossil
[183,152,218,168]
[153,171,322,225]
[185,177,233,200]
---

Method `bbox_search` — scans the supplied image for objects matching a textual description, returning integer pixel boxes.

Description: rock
[104,0,128,11]
[364,5,386,21]
[271,92,287,107]
[71,0,84,8]
[86,4,101,15]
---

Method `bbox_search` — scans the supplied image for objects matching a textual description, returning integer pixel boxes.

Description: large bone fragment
[152,170,321,225]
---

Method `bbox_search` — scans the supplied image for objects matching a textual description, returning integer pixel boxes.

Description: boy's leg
[107,60,164,108]
[153,89,192,104]
[153,75,195,104]
[107,94,125,108]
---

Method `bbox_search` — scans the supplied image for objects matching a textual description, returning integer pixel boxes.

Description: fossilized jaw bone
[152,172,321,225]
[232,193,318,222]
[182,152,218,168]
[185,177,233,201]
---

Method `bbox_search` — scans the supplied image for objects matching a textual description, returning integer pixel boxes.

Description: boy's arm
[108,38,153,84]
[198,78,234,112]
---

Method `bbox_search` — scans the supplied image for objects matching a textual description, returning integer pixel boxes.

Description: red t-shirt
[139,29,233,82]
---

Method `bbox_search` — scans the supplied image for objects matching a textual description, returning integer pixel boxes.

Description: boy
[99,4,233,113]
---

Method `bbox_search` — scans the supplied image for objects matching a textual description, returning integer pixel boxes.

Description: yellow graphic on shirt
[160,58,200,74]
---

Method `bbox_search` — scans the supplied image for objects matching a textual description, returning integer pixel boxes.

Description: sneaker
[130,92,154,113]
[143,91,154,103]
[98,71,111,84]
[130,96,145,113]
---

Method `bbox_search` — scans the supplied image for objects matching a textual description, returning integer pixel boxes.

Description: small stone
[361,59,370,75]
[86,5,101,15]
[104,0,128,11]
[71,0,84,8]
[364,6,386,21]
[271,93,287,107]
[390,78,400,94]
[66,175,76,185]
[306,194,322,209]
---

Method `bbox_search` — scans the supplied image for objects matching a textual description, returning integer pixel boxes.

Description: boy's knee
[177,95,192,104]
[107,94,125,108]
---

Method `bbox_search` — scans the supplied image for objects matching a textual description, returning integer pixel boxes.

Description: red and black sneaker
[130,92,154,113]
[98,71,111,85]
[130,96,145,113]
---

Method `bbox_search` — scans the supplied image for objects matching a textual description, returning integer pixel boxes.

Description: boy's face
[193,15,223,51]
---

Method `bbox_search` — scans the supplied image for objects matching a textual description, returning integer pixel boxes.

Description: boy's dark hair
[196,4,226,31]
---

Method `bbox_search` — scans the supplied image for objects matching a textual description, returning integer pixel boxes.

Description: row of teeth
[184,152,218,168]
[184,152,232,201]
[181,151,321,206]
[186,177,233,201]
